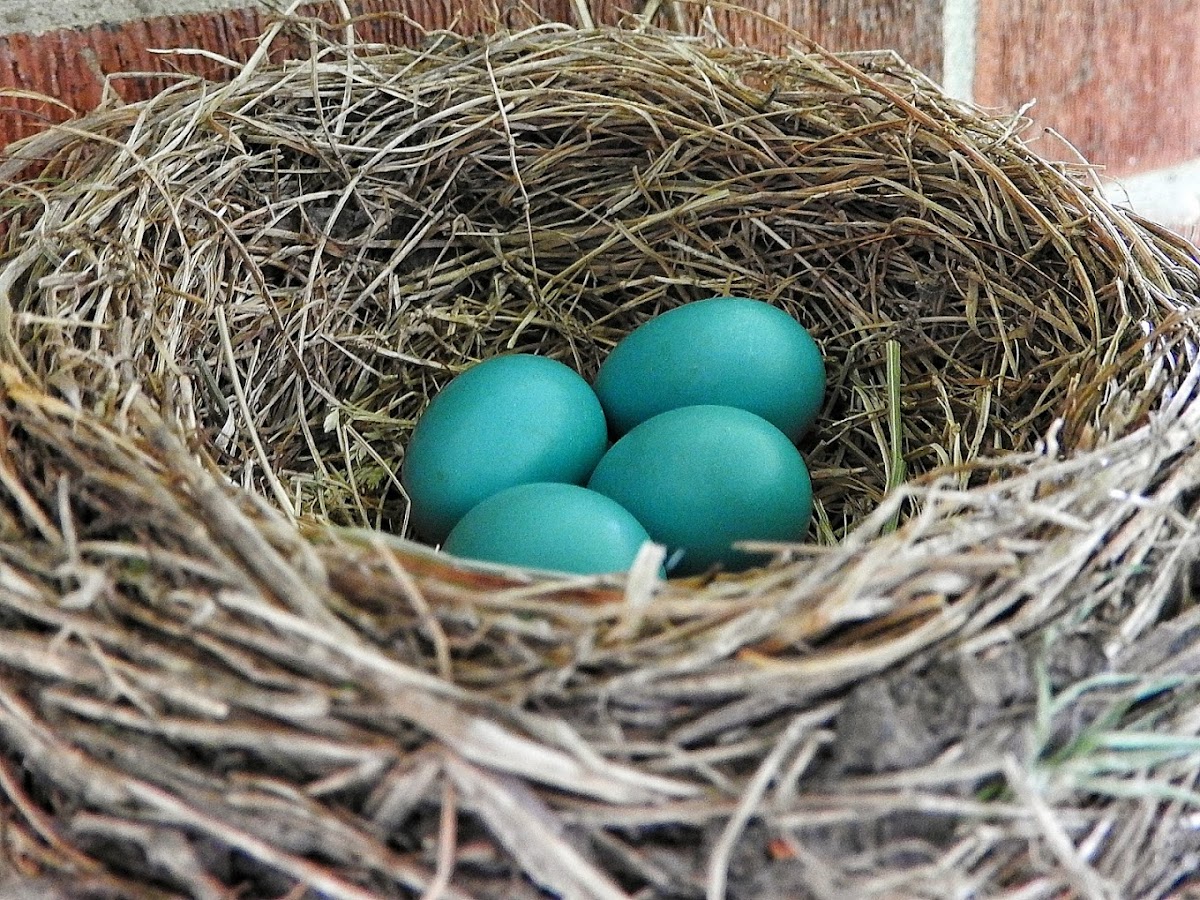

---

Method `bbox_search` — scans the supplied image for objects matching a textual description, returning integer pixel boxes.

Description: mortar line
[0,0,270,38]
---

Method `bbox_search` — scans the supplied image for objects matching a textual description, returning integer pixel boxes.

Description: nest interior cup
[1,10,1200,899]
[5,20,1197,547]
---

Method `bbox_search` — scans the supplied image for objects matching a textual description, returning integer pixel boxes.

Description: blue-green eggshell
[443,483,652,575]
[593,296,826,441]
[402,354,608,543]
[587,405,813,575]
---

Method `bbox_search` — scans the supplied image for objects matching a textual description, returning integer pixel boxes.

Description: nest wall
[0,12,1199,899]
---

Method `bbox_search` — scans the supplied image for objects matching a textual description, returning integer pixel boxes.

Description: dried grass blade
[446,754,631,900]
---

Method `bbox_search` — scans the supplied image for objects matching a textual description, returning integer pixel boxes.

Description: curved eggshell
[593,296,825,441]
[587,405,812,575]
[402,354,608,543]
[443,482,652,575]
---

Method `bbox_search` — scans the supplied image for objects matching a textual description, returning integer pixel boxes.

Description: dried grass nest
[1,8,1200,899]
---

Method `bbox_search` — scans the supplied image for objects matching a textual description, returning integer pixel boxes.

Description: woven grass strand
[0,10,1198,899]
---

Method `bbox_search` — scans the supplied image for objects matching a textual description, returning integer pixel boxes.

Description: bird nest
[1,9,1200,899]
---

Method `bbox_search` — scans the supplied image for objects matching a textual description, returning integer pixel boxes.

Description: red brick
[976,0,1200,175]
[591,0,944,77]
[0,1,949,150]
[0,10,265,147]
[0,2,577,148]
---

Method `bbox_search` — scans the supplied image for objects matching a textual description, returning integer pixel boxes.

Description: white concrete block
[1105,158,1200,230]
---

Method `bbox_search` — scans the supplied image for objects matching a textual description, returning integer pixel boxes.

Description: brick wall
[1,0,1197,236]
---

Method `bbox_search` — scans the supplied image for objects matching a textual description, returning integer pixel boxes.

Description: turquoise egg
[593,296,826,441]
[443,483,652,575]
[402,354,608,543]
[587,405,813,575]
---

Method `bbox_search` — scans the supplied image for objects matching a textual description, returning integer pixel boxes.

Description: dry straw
[0,3,1199,897]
